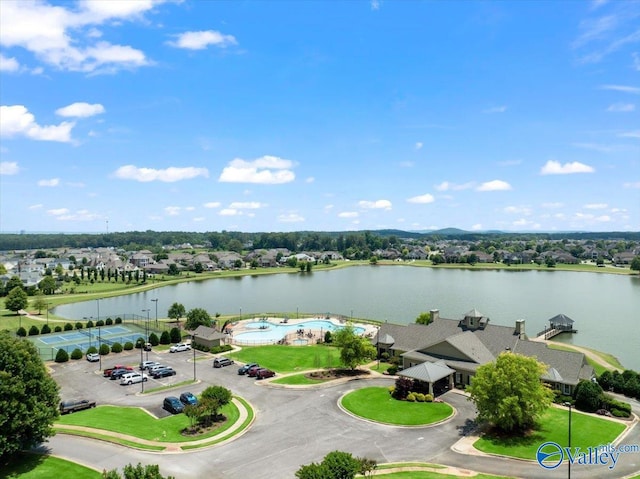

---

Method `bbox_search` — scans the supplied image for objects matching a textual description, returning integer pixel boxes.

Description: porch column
[429,382,434,396]
[449,373,454,390]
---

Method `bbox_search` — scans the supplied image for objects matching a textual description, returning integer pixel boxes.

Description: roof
[464,308,484,318]
[192,325,227,341]
[548,314,575,326]
[399,360,455,383]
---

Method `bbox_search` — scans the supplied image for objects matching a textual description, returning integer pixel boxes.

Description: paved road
[45,350,640,478]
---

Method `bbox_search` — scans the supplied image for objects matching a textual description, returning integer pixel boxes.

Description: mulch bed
[305,368,371,380]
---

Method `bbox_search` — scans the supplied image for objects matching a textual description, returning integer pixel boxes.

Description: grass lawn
[3,453,101,479]
[374,473,515,479]
[341,387,453,426]
[547,343,623,374]
[474,406,626,460]
[271,373,331,385]
[56,403,239,442]
[228,344,344,373]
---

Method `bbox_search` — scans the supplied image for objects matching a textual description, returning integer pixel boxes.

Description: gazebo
[398,360,455,396]
[548,314,575,331]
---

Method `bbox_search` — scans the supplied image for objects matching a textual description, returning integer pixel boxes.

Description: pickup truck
[59,399,96,414]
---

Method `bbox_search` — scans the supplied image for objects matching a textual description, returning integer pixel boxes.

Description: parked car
[110,368,132,380]
[256,368,276,380]
[120,372,148,385]
[238,362,259,375]
[247,366,264,377]
[169,343,191,353]
[103,365,133,377]
[143,342,152,351]
[140,360,160,370]
[148,364,169,374]
[152,367,176,379]
[179,392,198,406]
[86,353,100,362]
[213,357,234,368]
[163,396,184,414]
[59,399,96,414]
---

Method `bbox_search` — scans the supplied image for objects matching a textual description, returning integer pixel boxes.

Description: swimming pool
[234,320,366,345]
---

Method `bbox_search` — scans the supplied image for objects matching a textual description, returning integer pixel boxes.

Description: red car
[103,365,133,377]
[256,368,275,379]
[247,366,263,377]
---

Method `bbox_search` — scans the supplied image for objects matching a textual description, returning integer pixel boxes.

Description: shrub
[324,330,332,343]
[16,327,27,337]
[380,352,390,362]
[574,380,603,413]
[389,355,401,366]
[210,344,233,354]
[149,332,159,346]
[195,343,210,353]
[75,322,83,330]
[123,341,134,350]
[86,320,94,328]
[406,392,416,402]
[55,349,69,362]
[425,393,433,402]
[54,326,62,332]
[86,345,98,354]
[106,317,114,325]
[114,317,122,324]
[28,325,39,336]
[611,408,630,418]
[169,327,182,343]
[160,331,171,345]
[99,344,110,355]
[135,338,145,349]
[70,348,83,360]
[392,377,413,400]
[111,342,123,353]
[414,393,425,402]
[64,323,73,331]
[96,319,105,327]
[387,366,398,376]
[388,386,395,395]
[41,324,51,334]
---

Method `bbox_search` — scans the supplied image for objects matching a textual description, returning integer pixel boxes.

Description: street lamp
[192,333,197,382]
[151,298,158,328]
[239,307,242,320]
[564,402,572,479]
[96,298,101,322]
[140,341,145,393]
[142,309,150,361]
[46,302,50,325]
[97,326,102,371]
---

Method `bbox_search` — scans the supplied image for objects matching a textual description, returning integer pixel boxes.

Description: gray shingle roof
[399,360,454,383]
[548,313,575,326]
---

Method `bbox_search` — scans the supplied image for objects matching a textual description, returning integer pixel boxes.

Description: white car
[140,360,160,370]
[170,343,191,353]
[120,372,148,385]
[86,353,100,362]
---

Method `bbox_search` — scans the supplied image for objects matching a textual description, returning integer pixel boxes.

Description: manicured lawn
[56,403,239,442]
[374,473,514,479]
[3,453,101,479]
[229,344,344,373]
[271,373,330,385]
[474,406,626,460]
[341,387,453,426]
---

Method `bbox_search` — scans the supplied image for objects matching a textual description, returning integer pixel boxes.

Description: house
[192,325,228,350]
[373,308,594,396]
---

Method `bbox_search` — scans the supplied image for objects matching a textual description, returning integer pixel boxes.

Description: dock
[535,313,578,340]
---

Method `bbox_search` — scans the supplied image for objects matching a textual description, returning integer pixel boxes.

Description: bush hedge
[99,344,110,355]
[111,342,123,353]
[124,341,134,350]
[16,327,27,337]
[86,346,98,354]
[55,349,69,362]
[41,324,51,334]
[75,322,83,330]
[64,323,73,331]
[54,326,62,332]
[70,348,83,360]
[28,325,39,336]
[160,331,171,345]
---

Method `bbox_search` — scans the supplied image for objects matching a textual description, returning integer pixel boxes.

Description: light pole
[192,333,197,382]
[142,309,150,361]
[151,298,158,328]
[96,298,101,322]
[239,307,242,320]
[564,402,572,479]
[46,303,50,325]
[140,342,144,393]
[98,326,102,371]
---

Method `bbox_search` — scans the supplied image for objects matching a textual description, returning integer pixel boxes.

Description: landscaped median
[340,387,454,426]
[54,396,255,452]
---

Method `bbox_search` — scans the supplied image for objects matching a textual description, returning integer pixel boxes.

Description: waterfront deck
[536,326,578,340]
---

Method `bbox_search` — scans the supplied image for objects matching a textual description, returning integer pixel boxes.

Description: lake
[54,266,640,370]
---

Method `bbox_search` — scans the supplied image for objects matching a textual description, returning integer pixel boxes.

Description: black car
[110,368,131,380]
[152,367,176,379]
[238,362,259,375]
[163,396,184,414]
[179,392,198,406]
[59,399,96,414]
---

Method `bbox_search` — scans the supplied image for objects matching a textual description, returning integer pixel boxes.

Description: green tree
[333,325,376,370]
[3,275,23,295]
[200,385,232,422]
[296,451,363,479]
[467,352,554,433]
[39,275,57,295]
[574,380,603,412]
[167,263,179,276]
[169,327,182,343]
[415,312,433,325]
[102,463,175,479]
[5,286,28,315]
[0,331,60,461]
[630,256,640,274]
[31,294,48,315]
[185,308,212,330]
[168,303,186,323]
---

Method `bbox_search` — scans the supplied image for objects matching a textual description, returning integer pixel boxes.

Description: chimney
[430,309,440,323]
[515,319,525,339]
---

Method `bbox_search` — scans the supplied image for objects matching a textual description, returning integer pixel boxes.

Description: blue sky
[0,0,638,234]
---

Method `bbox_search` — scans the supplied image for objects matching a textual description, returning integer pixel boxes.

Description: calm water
[54,266,640,370]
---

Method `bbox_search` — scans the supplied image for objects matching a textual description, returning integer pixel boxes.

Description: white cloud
[0,53,20,72]
[600,85,640,94]
[370,0,380,10]
[358,199,392,210]
[203,202,221,208]
[0,0,153,73]
[164,206,181,216]
[51,208,101,221]
[584,203,608,209]
[471,224,483,231]
[193,217,205,222]
[415,142,423,150]
[38,178,60,187]
[305,177,315,183]
[219,208,240,216]
[634,52,640,71]
[483,105,507,113]
[29,204,43,210]
[47,208,69,216]
[476,180,512,192]
[114,165,209,182]
[338,211,359,218]
[219,155,296,184]
[504,206,532,215]
[0,161,19,175]
[167,30,237,50]
[623,181,640,188]
[228,202,265,209]
[407,194,435,204]
[607,102,635,112]
[278,213,305,223]
[618,130,640,139]
[540,160,595,175]
[434,181,475,191]
[185,206,195,212]
[513,218,532,227]
[0,105,74,142]
[56,102,105,118]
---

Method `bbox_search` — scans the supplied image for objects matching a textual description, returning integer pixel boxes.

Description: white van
[120,372,148,385]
